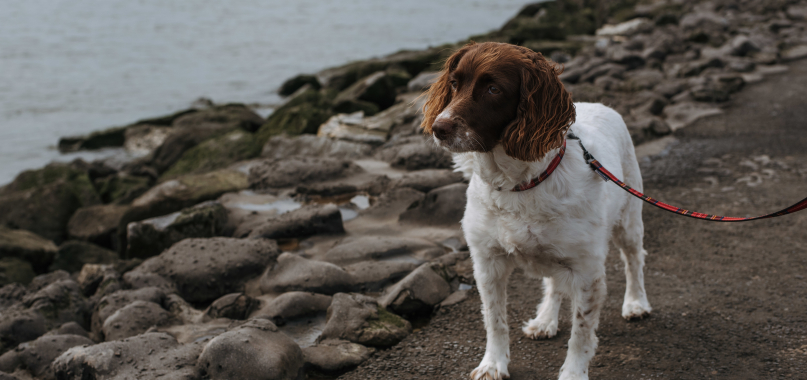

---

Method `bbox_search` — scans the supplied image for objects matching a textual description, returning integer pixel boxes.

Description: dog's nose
[432,120,455,140]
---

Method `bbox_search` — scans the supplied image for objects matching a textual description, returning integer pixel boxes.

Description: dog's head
[421,42,575,162]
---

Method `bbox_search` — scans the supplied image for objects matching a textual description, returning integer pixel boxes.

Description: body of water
[0,0,532,185]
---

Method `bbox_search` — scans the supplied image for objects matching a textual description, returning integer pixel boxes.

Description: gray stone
[318,112,388,146]
[319,293,410,348]
[322,236,440,265]
[334,71,398,111]
[392,169,464,192]
[344,261,418,292]
[253,292,332,325]
[0,228,58,274]
[0,334,94,380]
[130,237,279,304]
[123,124,172,156]
[689,74,745,102]
[0,284,27,311]
[279,74,321,96]
[21,280,91,332]
[654,80,687,99]
[399,183,467,226]
[91,287,167,340]
[782,45,807,62]
[0,309,46,355]
[622,69,665,91]
[206,293,257,320]
[303,339,374,374]
[407,71,439,92]
[294,173,390,198]
[0,258,35,288]
[126,201,228,259]
[53,332,204,379]
[44,322,89,338]
[197,318,304,380]
[49,241,118,274]
[76,264,121,298]
[579,63,626,83]
[130,170,248,220]
[102,300,173,341]
[248,156,362,189]
[241,204,344,240]
[261,134,373,160]
[375,136,453,170]
[359,187,425,220]
[379,263,452,318]
[27,271,71,292]
[260,253,353,295]
[663,102,723,131]
[0,177,83,245]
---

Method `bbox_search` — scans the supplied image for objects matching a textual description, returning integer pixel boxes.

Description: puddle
[339,208,359,221]
[278,313,326,348]
[350,194,370,209]
[230,198,302,213]
[458,283,474,291]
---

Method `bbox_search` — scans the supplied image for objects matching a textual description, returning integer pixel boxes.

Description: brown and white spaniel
[421,42,651,380]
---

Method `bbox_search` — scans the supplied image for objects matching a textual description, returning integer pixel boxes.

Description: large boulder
[499,1,597,43]
[322,236,440,265]
[260,253,353,295]
[239,205,344,240]
[0,182,83,244]
[94,174,152,205]
[0,162,100,208]
[252,292,331,325]
[391,169,464,192]
[303,339,374,375]
[255,88,334,143]
[102,300,173,341]
[261,134,373,160]
[126,201,228,259]
[0,334,94,380]
[128,238,279,304]
[197,318,304,380]
[0,308,46,355]
[48,241,118,274]
[279,74,322,96]
[160,129,263,180]
[248,156,362,189]
[319,293,410,347]
[375,136,453,170]
[399,183,468,226]
[0,228,58,274]
[344,261,418,292]
[318,112,388,145]
[378,263,452,319]
[67,204,130,251]
[53,332,204,379]
[334,71,398,112]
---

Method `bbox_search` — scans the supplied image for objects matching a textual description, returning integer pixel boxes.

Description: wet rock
[197,318,304,380]
[0,228,57,274]
[0,182,83,244]
[126,201,228,259]
[0,334,94,380]
[49,241,118,274]
[0,259,35,287]
[53,332,204,379]
[392,169,465,192]
[67,204,130,251]
[279,74,322,96]
[256,88,334,143]
[399,183,468,226]
[294,173,390,198]
[303,339,374,375]
[375,136,453,170]
[664,102,723,131]
[260,253,353,295]
[359,187,425,220]
[407,71,439,92]
[318,112,388,145]
[161,129,263,180]
[253,292,332,325]
[0,284,27,311]
[102,300,173,341]
[206,293,256,320]
[262,134,373,160]
[379,263,452,319]
[44,322,89,338]
[91,287,166,341]
[248,156,362,189]
[319,293,410,347]
[58,126,126,153]
[131,237,279,304]
[344,261,418,292]
[323,236,440,265]
[240,204,344,240]
[334,71,398,112]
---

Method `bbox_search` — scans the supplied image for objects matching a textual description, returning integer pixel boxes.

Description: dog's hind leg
[559,274,606,380]
[612,198,652,320]
[471,254,514,380]
[523,277,562,339]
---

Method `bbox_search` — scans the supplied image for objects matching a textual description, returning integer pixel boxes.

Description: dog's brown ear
[501,49,575,162]
[420,42,476,134]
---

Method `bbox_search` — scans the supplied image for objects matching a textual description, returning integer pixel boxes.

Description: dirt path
[338,60,807,380]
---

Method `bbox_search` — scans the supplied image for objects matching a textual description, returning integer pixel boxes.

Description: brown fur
[421,42,576,162]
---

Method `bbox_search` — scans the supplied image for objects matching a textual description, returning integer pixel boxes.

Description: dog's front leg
[470,253,514,380]
[559,274,606,380]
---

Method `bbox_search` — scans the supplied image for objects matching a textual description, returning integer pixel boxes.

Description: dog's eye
[450,81,458,90]
[488,86,501,95]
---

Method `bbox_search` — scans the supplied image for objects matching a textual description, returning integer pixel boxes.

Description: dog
[421,42,652,380]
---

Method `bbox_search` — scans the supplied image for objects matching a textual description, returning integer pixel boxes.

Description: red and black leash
[567,132,807,222]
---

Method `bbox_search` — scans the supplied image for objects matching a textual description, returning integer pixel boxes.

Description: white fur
[460,103,652,380]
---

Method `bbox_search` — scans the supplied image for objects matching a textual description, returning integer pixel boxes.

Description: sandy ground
[337,59,807,380]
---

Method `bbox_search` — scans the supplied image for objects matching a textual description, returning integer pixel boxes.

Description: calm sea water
[0,0,533,185]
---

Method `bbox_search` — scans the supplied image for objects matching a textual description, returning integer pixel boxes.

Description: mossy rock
[132,108,199,126]
[1,162,100,207]
[0,257,36,286]
[49,240,119,273]
[255,89,334,144]
[0,181,83,244]
[500,1,598,44]
[160,130,262,181]
[58,126,127,153]
[522,39,587,57]
[172,103,265,132]
[279,74,322,96]
[95,175,152,204]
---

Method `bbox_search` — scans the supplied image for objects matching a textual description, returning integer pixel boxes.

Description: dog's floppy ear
[420,42,476,134]
[501,49,575,162]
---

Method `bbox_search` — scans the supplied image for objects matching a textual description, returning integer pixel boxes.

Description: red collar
[509,139,566,192]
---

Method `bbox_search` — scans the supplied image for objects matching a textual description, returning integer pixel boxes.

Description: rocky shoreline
[2,0,807,379]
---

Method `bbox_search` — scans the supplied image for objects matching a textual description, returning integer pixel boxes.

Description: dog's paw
[621,299,652,320]
[522,318,558,339]
[470,358,510,380]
